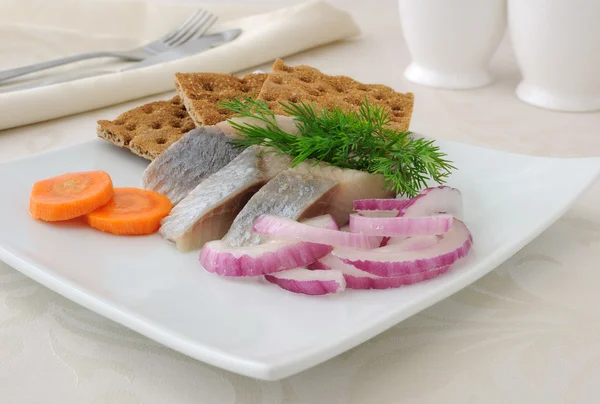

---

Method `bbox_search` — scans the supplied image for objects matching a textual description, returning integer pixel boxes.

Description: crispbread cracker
[175,72,268,126]
[97,96,196,161]
[257,59,414,131]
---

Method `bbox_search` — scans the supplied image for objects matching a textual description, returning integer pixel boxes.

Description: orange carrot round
[30,171,114,221]
[85,188,172,235]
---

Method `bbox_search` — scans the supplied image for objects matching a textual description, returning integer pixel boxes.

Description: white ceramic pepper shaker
[398,0,506,89]
[508,0,600,112]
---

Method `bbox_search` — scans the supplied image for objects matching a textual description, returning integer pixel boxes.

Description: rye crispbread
[175,72,268,126]
[256,59,414,131]
[97,96,196,161]
[97,61,415,160]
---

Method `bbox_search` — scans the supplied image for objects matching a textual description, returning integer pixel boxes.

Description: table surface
[1,0,600,403]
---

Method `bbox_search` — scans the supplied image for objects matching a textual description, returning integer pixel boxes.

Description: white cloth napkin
[0,0,360,130]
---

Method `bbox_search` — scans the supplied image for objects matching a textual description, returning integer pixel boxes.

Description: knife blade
[0,28,242,93]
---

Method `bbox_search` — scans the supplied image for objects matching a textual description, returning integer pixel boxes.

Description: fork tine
[168,12,216,47]
[173,13,213,46]
[160,9,203,44]
[167,10,211,47]
[194,15,218,39]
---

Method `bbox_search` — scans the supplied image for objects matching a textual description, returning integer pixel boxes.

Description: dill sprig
[220,97,455,197]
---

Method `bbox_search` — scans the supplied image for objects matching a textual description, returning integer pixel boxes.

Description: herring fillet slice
[222,172,339,247]
[289,161,395,225]
[159,146,292,251]
[141,126,242,205]
[222,162,394,247]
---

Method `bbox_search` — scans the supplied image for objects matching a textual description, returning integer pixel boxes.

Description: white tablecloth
[1,0,600,402]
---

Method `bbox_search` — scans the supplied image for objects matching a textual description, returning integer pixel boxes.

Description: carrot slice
[85,188,172,235]
[30,171,114,221]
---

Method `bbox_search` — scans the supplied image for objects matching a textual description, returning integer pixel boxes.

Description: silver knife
[0,28,242,93]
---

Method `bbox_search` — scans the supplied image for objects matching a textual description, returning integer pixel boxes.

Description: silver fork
[0,9,218,83]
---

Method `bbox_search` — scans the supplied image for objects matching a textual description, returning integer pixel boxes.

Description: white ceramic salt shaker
[398,0,506,89]
[509,0,600,112]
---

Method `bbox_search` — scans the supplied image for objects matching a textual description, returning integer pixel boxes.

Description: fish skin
[159,146,292,251]
[222,171,340,247]
[141,126,242,205]
[222,161,394,247]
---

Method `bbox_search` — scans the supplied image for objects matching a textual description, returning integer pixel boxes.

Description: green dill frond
[220,97,456,197]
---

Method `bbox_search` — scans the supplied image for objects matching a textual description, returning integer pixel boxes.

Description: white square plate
[0,139,598,380]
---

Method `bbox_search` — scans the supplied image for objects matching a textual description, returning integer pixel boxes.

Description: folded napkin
[0,0,360,130]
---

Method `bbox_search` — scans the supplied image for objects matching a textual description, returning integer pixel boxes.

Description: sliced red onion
[200,214,338,277]
[399,186,463,219]
[260,214,339,243]
[349,213,453,236]
[305,226,340,270]
[354,199,408,218]
[307,260,330,270]
[333,219,472,276]
[315,253,450,290]
[386,235,441,249]
[379,237,391,247]
[265,267,345,295]
[200,240,332,276]
[253,215,381,249]
[345,266,450,289]
[353,199,410,211]
[356,210,400,218]
[301,214,339,230]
